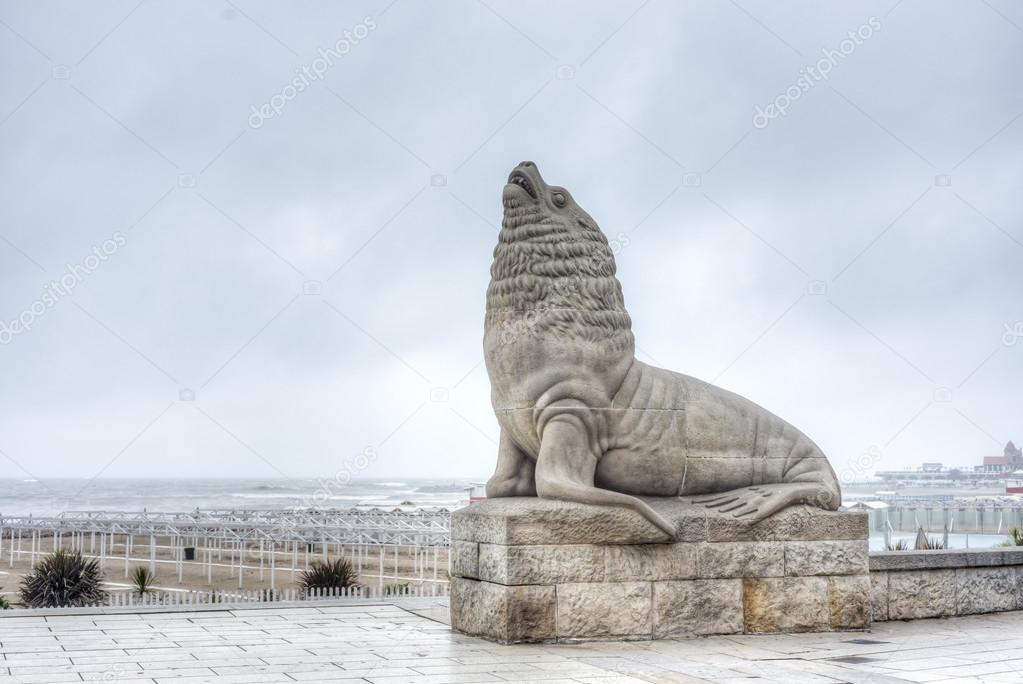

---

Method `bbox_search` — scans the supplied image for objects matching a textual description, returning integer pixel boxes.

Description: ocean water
[0,478,477,517]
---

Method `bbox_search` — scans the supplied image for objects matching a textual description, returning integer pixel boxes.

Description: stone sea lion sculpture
[483,161,841,539]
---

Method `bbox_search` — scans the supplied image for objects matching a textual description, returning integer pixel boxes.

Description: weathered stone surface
[870,571,889,622]
[483,162,845,540]
[653,579,742,637]
[449,577,555,643]
[742,577,830,632]
[869,547,1023,571]
[707,506,868,542]
[1017,566,1023,611]
[828,575,870,629]
[451,498,683,546]
[478,543,604,585]
[697,542,784,578]
[784,540,868,576]
[450,540,478,579]
[451,491,872,641]
[453,497,865,546]
[557,582,652,639]
[887,569,955,620]
[605,543,697,582]
[956,567,1016,615]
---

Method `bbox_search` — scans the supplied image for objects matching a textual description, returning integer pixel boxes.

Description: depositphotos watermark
[308,447,379,506]
[753,17,881,129]
[0,232,127,345]
[248,17,377,129]
[1003,321,1023,346]
[839,444,882,486]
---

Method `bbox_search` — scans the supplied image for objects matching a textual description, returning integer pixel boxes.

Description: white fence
[100,583,449,607]
[0,584,450,610]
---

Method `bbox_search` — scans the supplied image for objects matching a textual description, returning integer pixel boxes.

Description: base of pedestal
[449,497,869,643]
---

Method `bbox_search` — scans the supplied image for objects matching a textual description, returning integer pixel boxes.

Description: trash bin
[184,547,195,561]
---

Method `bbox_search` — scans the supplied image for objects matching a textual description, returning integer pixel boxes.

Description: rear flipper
[535,416,676,540]
[693,481,839,521]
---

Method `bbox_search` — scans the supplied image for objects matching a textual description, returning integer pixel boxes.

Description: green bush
[384,581,412,596]
[0,588,10,609]
[299,557,358,595]
[19,549,107,608]
[131,566,157,596]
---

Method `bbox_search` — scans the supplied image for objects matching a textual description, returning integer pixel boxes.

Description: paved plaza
[1,600,1022,683]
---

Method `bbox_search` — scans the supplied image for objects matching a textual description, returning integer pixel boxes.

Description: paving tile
[6,602,1023,683]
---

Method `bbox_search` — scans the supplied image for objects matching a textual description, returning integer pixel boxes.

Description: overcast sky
[0,0,1021,487]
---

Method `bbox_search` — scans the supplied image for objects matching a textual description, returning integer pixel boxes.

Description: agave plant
[886,539,910,551]
[299,557,358,596]
[19,549,107,608]
[131,566,157,596]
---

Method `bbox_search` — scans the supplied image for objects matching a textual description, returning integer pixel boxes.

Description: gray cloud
[0,0,1021,485]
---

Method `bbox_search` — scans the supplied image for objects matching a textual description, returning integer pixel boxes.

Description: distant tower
[1007,441,1023,470]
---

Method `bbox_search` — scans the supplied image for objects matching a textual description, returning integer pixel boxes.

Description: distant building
[921,462,943,472]
[981,442,1023,473]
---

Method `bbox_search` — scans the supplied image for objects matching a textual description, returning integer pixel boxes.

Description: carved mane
[485,201,634,352]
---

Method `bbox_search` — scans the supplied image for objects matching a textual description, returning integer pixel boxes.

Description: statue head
[488,161,632,353]
[501,161,597,232]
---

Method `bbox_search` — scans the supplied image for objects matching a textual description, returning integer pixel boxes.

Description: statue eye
[552,192,567,207]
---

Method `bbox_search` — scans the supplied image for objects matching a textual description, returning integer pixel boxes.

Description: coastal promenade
[2,599,1022,683]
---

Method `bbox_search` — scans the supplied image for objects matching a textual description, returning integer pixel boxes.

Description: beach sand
[0,533,449,607]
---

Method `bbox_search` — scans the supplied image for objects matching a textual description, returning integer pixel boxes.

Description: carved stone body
[484,162,840,538]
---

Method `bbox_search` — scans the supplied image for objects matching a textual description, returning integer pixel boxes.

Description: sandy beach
[0,532,449,607]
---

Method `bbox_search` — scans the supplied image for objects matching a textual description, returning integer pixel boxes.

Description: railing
[3,583,450,611]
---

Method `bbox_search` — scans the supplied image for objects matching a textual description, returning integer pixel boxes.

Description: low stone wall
[869,548,1023,621]
[450,498,870,642]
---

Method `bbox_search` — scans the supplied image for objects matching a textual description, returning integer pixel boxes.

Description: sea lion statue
[483,161,841,539]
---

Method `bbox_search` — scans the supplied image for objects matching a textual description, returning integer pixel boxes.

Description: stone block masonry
[449,497,869,642]
[870,548,1023,621]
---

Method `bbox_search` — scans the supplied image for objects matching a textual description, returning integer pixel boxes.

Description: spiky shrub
[886,540,910,551]
[1009,528,1023,546]
[19,549,107,608]
[384,582,412,596]
[922,537,946,550]
[131,566,157,596]
[299,557,358,596]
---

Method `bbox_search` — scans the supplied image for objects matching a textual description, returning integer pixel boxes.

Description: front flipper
[485,430,536,497]
[535,416,676,540]
[693,482,827,521]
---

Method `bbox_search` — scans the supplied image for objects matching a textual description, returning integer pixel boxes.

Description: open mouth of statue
[507,170,538,199]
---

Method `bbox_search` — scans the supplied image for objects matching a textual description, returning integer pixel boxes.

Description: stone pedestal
[449,497,869,643]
